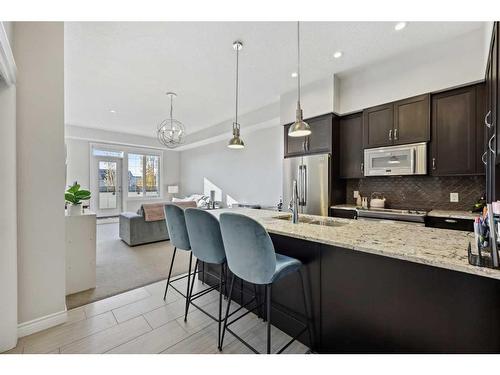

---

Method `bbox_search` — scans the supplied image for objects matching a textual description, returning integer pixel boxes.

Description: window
[128,153,160,197]
[93,148,124,158]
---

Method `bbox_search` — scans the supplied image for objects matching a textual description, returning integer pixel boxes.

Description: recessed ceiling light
[394,22,407,31]
[291,72,298,78]
[333,51,343,59]
[109,110,116,114]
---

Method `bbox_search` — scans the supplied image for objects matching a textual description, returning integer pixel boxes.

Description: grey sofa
[119,211,169,246]
[119,201,198,246]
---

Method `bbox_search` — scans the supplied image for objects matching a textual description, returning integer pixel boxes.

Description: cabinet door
[476,83,487,174]
[431,86,477,176]
[305,114,333,154]
[393,94,430,145]
[339,113,363,178]
[363,103,394,148]
[284,123,307,157]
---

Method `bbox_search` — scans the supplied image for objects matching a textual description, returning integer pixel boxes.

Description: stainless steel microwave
[364,142,427,176]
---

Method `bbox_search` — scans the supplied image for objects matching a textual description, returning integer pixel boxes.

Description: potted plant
[65,182,91,216]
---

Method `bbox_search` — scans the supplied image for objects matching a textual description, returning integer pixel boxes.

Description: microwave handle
[411,148,415,173]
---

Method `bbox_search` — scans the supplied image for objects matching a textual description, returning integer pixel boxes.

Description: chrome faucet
[289,180,299,224]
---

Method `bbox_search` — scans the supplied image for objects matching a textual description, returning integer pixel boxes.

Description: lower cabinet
[425,216,474,232]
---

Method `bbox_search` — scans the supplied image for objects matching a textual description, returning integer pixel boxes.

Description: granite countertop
[427,210,479,220]
[210,208,500,281]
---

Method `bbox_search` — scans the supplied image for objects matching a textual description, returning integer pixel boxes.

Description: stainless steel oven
[364,142,427,176]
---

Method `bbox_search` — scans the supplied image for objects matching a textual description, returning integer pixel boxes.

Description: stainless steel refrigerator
[283,153,330,216]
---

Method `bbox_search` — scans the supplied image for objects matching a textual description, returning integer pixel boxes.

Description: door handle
[361,162,364,175]
[482,151,488,165]
[432,157,436,170]
[489,134,496,154]
[302,165,307,206]
[394,128,398,140]
[485,110,492,128]
[388,129,393,141]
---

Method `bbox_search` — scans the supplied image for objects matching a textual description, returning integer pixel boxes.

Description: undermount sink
[275,215,348,228]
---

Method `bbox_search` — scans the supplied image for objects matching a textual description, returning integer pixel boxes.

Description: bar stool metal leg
[184,252,193,321]
[266,284,272,354]
[163,247,177,301]
[184,257,198,321]
[220,274,236,350]
[217,263,224,349]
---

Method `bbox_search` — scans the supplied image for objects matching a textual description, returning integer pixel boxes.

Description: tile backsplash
[346,175,485,211]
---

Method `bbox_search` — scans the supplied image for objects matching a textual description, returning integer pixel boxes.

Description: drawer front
[331,208,357,220]
[425,216,474,232]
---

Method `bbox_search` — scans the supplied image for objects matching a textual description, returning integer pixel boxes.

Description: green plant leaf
[65,192,77,204]
[75,190,91,197]
[67,183,80,194]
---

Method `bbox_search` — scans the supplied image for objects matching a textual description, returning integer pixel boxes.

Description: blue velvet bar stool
[219,212,313,354]
[162,203,196,319]
[184,207,229,349]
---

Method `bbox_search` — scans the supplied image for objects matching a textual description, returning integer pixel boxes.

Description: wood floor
[5,276,310,354]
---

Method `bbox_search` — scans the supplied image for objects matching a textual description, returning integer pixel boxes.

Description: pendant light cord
[235,44,239,127]
[169,94,173,122]
[297,21,301,107]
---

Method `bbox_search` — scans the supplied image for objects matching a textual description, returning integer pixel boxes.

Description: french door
[92,156,123,217]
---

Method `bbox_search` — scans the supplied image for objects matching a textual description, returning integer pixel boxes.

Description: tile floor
[4,276,310,354]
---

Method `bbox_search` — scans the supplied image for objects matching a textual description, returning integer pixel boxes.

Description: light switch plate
[353,191,359,198]
[450,193,459,202]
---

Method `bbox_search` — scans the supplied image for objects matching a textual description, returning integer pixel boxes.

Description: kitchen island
[201,208,500,353]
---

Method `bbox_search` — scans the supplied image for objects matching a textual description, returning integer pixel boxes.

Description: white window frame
[127,153,161,200]
[89,143,163,205]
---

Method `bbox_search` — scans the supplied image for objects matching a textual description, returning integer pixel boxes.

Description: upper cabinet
[284,113,334,158]
[339,113,363,178]
[430,84,484,176]
[363,94,430,148]
[393,95,430,145]
[362,103,393,148]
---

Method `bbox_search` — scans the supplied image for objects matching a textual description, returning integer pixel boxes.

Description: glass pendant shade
[157,92,185,149]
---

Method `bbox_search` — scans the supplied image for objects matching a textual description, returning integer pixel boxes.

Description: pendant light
[228,41,245,149]
[157,92,186,148]
[288,21,311,138]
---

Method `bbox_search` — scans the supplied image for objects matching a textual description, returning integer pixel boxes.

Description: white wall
[65,127,180,213]
[15,22,66,327]
[280,77,335,124]
[0,21,18,351]
[338,28,487,114]
[179,125,283,207]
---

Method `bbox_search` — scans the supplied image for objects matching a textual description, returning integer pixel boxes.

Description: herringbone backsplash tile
[346,175,485,211]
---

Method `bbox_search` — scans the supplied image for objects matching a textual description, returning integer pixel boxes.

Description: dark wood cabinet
[476,83,487,174]
[425,216,474,232]
[393,94,430,145]
[284,113,333,158]
[363,95,430,149]
[430,85,478,176]
[362,104,393,148]
[339,112,363,178]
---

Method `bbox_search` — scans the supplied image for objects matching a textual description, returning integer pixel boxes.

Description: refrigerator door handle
[302,165,307,206]
[297,164,303,206]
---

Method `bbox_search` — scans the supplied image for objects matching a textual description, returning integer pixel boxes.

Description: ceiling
[64,21,485,137]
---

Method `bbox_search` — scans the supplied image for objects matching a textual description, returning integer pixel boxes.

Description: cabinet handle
[482,151,488,165]
[394,128,398,140]
[361,162,364,175]
[432,158,436,170]
[485,110,492,128]
[489,134,496,154]
[444,219,458,224]
[389,129,393,141]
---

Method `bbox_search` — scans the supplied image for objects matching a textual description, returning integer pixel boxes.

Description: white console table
[65,210,96,295]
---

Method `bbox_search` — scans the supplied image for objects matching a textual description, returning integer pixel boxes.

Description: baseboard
[17,307,68,338]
